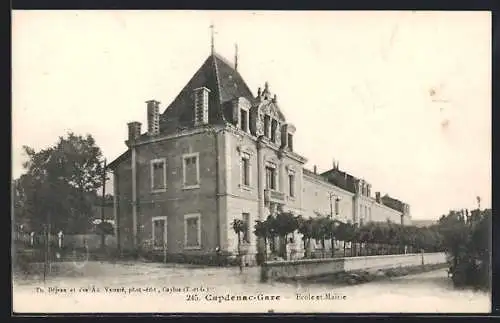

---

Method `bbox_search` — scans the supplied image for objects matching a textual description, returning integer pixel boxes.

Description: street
[13,261,490,313]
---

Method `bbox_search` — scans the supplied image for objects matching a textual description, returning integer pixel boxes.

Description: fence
[13,231,117,251]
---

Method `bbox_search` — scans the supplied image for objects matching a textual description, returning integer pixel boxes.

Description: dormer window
[271,119,278,143]
[264,115,270,138]
[287,133,293,151]
[240,108,248,132]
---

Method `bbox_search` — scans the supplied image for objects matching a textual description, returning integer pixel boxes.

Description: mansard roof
[159,53,255,134]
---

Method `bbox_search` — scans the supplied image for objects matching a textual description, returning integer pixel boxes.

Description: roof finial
[210,23,215,54]
[234,43,238,71]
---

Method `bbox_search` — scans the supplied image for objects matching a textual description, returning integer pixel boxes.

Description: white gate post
[58,231,64,249]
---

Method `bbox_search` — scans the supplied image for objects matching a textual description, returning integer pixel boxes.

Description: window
[265,165,276,190]
[240,109,248,132]
[184,213,201,249]
[335,198,340,215]
[288,173,295,197]
[242,213,250,243]
[182,153,200,189]
[287,133,293,151]
[241,153,250,187]
[150,159,167,192]
[271,119,278,142]
[152,216,167,249]
[264,115,270,138]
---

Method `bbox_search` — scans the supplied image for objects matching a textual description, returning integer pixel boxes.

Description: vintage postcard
[12,10,492,314]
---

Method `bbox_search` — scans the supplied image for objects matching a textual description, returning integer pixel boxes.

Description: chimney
[146,100,160,136]
[127,122,142,142]
[313,165,317,174]
[193,87,210,126]
[257,87,262,97]
[375,192,381,203]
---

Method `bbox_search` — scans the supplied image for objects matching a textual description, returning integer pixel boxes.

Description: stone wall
[113,130,219,254]
[369,201,403,224]
[302,174,354,222]
[63,234,118,250]
[261,252,447,282]
[263,257,345,281]
[302,173,405,225]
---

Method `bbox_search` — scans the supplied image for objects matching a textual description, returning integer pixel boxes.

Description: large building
[108,49,411,263]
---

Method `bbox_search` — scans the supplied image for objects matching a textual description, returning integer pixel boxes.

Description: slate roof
[320,168,358,194]
[108,150,130,170]
[302,168,357,194]
[160,53,255,134]
[381,194,405,212]
[109,52,256,169]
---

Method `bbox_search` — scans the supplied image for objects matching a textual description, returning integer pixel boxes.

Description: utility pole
[328,193,342,257]
[329,193,340,218]
[100,159,107,250]
[328,193,335,257]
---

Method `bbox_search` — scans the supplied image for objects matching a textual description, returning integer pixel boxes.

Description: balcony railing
[264,189,285,204]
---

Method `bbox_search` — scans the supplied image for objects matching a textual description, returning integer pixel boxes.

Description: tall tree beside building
[296,215,314,258]
[273,212,298,259]
[16,132,105,233]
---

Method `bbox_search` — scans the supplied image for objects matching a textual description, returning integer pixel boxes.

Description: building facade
[108,51,411,263]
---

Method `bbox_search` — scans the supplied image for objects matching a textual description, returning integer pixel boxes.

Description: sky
[12,11,491,220]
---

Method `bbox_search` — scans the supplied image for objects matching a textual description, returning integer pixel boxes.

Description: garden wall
[63,234,117,250]
[261,252,447,282]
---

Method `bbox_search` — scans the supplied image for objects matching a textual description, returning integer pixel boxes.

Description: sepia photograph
[12,10,491,313]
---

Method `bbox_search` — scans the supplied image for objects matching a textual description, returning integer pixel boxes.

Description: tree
[328,219,341,257]
[254,219,270,262]
[310,215,330,258]
[357,223,376,256]
[335,221,350,257]
[232,219,248,271]
[296,215,314,258]
[265,215,278,254]
[436,208,491,289]
[346,223,358,256]
[16,132,105,234]
[96,221,114,236]
[273,212,299,259]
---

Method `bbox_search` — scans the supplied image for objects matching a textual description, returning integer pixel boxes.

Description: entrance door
[152,216,167,250]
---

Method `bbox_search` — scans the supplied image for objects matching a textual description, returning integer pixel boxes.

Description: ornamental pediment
[259,101,285,122]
